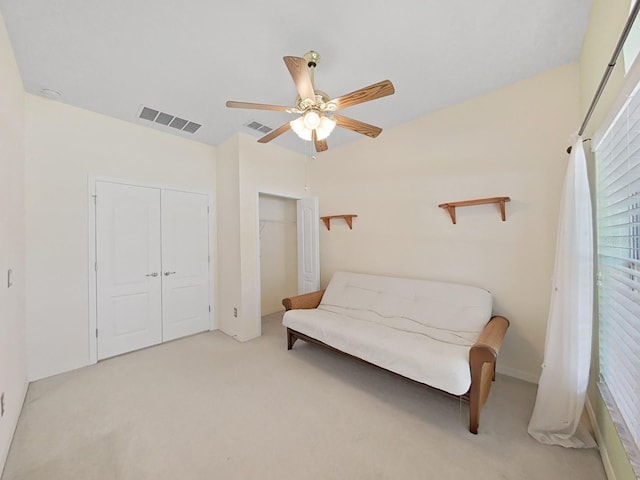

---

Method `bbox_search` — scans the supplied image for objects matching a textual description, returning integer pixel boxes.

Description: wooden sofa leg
[287,328,297,350]
[469,387,480,435]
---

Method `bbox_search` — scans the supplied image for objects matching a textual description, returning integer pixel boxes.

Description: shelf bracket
[446,205,456,225]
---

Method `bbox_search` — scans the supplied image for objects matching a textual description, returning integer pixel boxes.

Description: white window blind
[595,78,640,460]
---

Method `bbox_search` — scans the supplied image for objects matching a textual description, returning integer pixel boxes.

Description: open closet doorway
[259,194,299,317]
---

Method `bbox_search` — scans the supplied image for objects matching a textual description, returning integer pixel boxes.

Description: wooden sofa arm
[473,315,510,356]
[282,290,325,311]
[468,315,510,434]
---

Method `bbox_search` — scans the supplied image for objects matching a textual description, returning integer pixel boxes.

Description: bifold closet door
[161,190,210,341]
[96,182,162,360]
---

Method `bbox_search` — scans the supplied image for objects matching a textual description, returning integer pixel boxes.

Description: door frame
[255,189,319,335]
[88,175,216,365]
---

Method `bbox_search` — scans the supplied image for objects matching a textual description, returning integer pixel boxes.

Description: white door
[96,182,162,359]
[161,190,210,341]
[297,197,320,293]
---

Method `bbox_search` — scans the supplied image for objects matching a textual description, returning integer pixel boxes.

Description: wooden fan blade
[284,56,315,102]
[226,101,291,112]
[312,130,328,152]
[315,138,328,152]
[333,114,383,138]
[330,80,395,111]
[257,122,291,143]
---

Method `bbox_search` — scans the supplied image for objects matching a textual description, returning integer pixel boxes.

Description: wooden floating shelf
[438,197,511,224]
[321,214,358,230]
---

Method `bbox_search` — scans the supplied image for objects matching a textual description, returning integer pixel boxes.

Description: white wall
[25,95,216,380]
[259,194,297,315]
[238,134,308,340]
[311,63,580,382]
[0,11,27,473]
[215,133,307,340]
[216,134,241,337]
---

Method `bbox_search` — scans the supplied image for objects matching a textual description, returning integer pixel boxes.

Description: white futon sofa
[282,271,509,434]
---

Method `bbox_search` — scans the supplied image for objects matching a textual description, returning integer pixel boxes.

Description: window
[624,2,640,74]
[594,77,640,469]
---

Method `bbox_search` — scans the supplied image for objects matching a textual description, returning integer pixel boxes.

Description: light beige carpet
[3,312,606,480]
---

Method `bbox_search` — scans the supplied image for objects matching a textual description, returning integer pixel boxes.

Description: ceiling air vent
[244,120,273,134]
[138,106,202,134]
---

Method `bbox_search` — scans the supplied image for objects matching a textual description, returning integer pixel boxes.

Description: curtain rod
[567,1,640,154]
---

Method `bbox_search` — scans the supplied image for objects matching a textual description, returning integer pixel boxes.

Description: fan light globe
[290,117,313,141]
[315,116,336,141]
[303,110,321,129]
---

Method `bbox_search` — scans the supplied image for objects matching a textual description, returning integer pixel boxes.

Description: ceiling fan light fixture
[290,113,336,142]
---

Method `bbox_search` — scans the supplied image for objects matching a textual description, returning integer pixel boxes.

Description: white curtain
[527,135,596,448]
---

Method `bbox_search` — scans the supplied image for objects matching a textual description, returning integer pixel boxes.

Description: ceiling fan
[226,51,395,152]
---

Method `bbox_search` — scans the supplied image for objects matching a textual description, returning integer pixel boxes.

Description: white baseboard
[586,397,616,480]
[496,365,539,384]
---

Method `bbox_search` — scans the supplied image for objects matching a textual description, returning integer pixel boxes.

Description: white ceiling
[0,0,593,154]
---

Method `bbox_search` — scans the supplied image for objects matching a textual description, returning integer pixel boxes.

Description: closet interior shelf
[438,197,511,224]
[320,215,358,230]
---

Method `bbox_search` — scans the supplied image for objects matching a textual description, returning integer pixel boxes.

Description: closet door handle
[145,272,159,277]
[164,271,176,276]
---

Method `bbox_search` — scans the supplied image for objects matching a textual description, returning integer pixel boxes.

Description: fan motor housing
[295,90,332,112]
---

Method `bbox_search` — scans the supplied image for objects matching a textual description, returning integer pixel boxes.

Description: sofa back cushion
[319,271,492,335]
